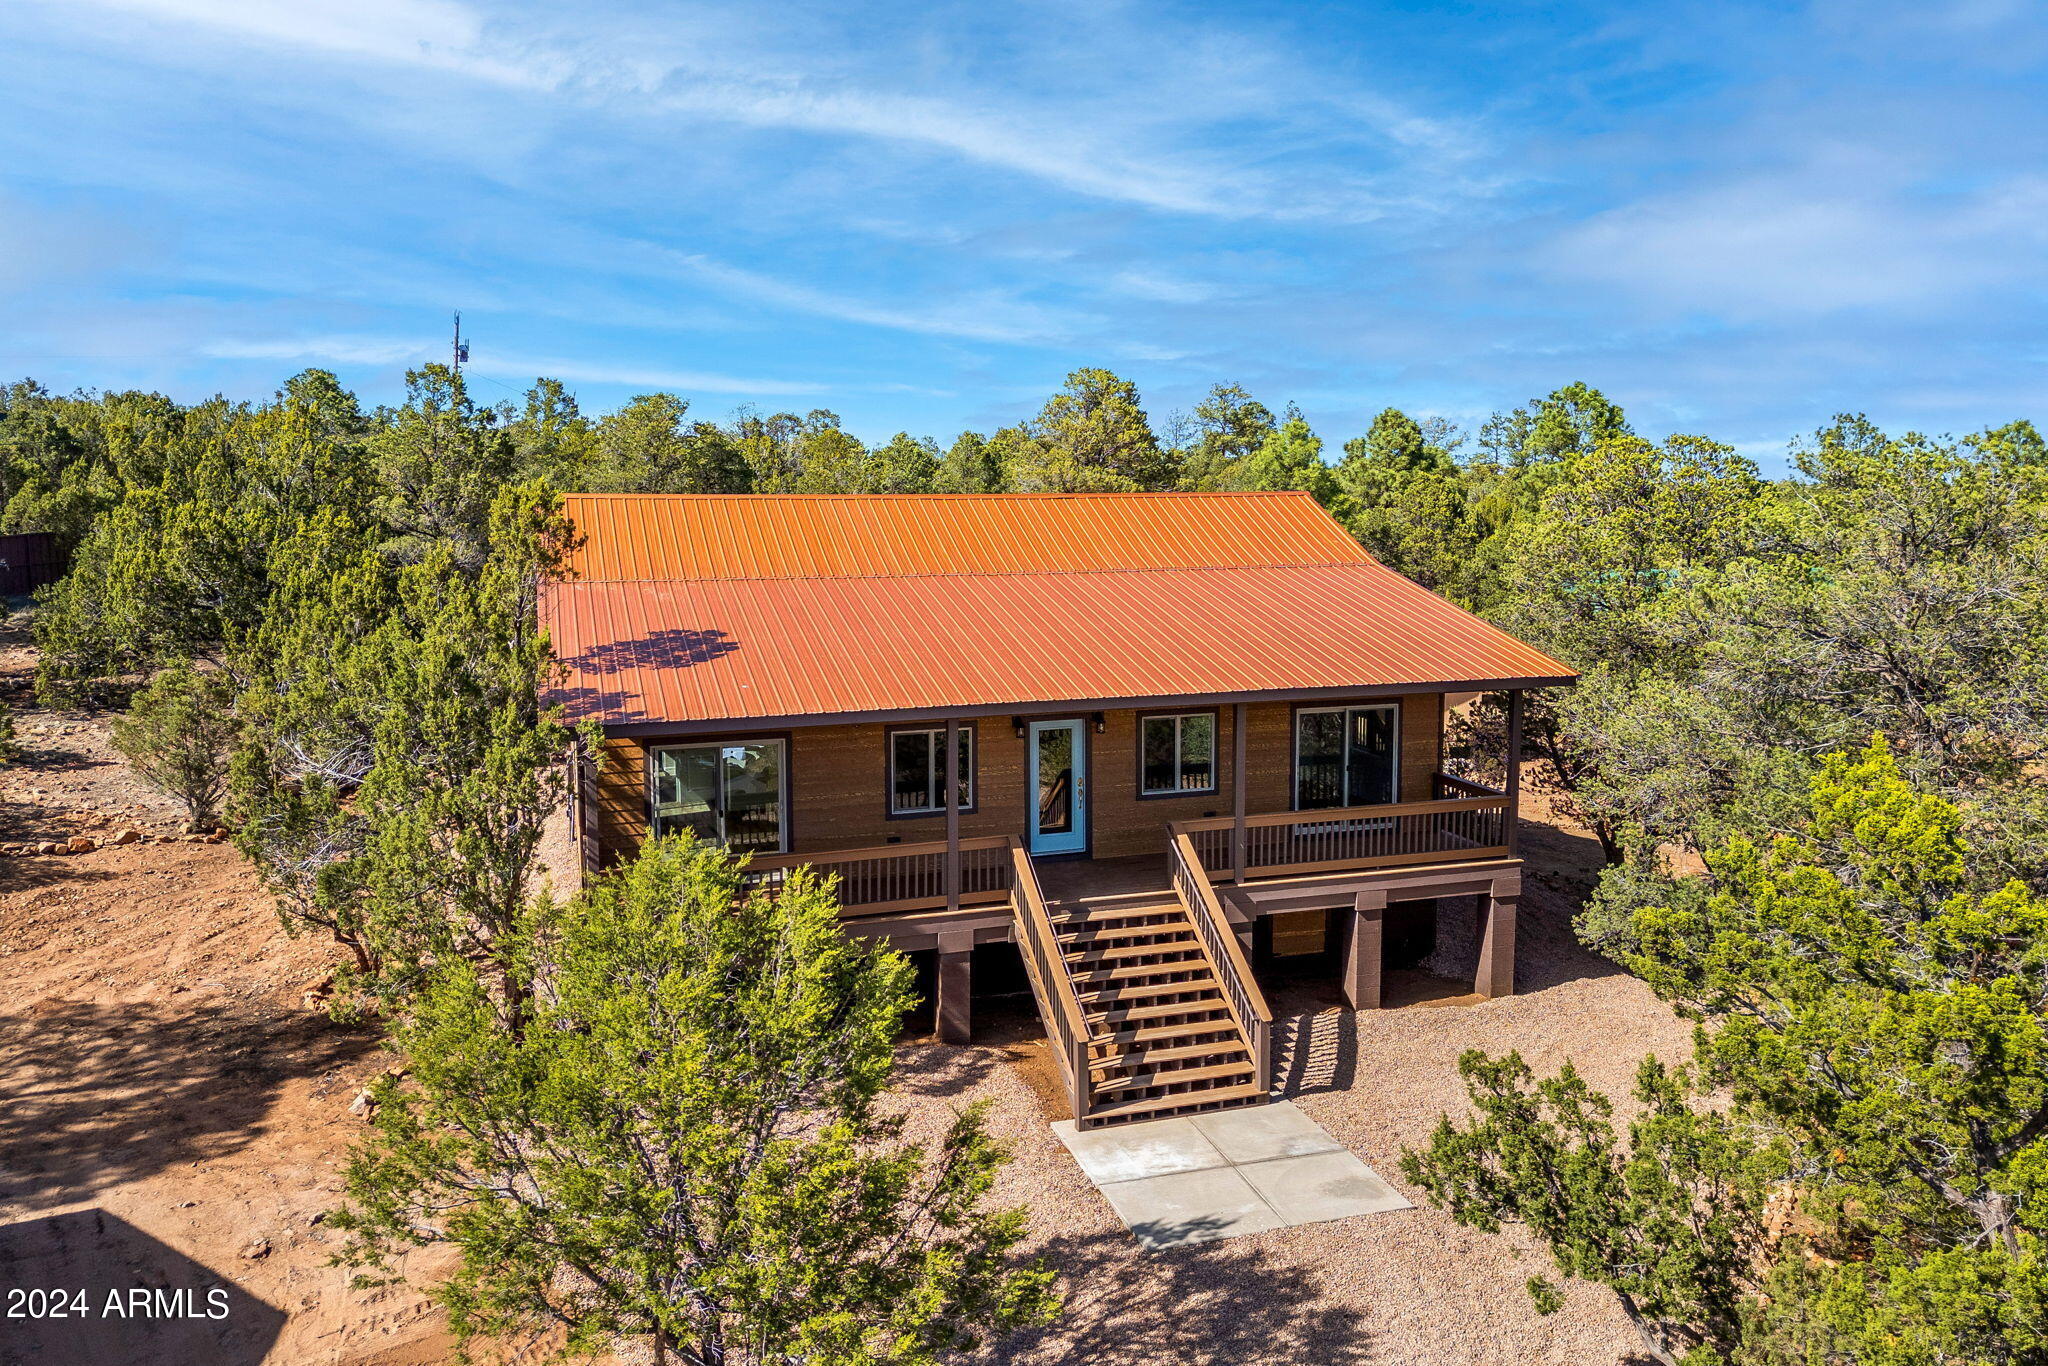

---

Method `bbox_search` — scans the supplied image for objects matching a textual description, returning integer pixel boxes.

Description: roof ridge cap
[552,558,1385,586]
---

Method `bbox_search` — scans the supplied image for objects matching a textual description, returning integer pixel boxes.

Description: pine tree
[586,394,752,493]
[1009,368,1178,491]
[933,430,1004,492]
[869,431,940,492]
[1224,412,1344,507]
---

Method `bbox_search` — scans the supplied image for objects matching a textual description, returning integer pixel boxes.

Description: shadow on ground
[997,1224,1373,1365]
[0,1208,285,1366]
[0,999,377,1211]
[0,855,119,892]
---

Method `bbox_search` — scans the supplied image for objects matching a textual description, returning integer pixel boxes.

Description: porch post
[937,930,974,1042]
[1505,689,1524,856]
[945,720,962,914]
[1342,889,1387,1011]
[1231,702,1248,884]
[573,736,600,886]
[1476,879,1518,999]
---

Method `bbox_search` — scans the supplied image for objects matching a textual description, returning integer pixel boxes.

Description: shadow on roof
[562,627,737,675]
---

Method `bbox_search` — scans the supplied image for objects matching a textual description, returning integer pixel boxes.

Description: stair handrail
[1169,831,1275,1096]
[1007,837,1091,1121]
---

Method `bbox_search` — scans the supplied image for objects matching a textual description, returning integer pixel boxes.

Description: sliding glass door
[1293,705,1398,811]
[649,740,786,853]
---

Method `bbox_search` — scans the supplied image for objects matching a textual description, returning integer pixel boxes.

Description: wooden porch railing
[1178,772,1510,880]
[1168,832,1274,1097]
[1432,772,1504,800]
[1006,837,1090,1121]
[740,835,1012,916]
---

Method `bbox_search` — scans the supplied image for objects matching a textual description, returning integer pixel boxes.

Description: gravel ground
[883,814,1692,1366]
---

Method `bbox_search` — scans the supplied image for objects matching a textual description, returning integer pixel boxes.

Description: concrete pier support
[937,932,974,1043]
[1341,890,1387,1011]
[1475,893,1518,999]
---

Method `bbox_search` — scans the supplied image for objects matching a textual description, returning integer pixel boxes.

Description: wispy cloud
[658,251,1091,345]
[1540,164,2048,321]
[203,333,436,366]
[46,0,1485,223]
[6,0,2046,457]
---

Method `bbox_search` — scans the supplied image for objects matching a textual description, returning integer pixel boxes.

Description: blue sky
[2,0,2044,464]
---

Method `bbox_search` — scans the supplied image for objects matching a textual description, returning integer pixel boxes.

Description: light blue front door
[1026,719,1087,855]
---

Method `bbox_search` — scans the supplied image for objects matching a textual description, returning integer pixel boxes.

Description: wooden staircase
[1009,837,1273,1130]
[1053,892,1266,1126]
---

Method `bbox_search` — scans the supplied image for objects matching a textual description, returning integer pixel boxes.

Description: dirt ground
[0,618,1691,1365]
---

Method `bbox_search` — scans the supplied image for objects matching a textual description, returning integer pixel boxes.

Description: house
[545,492,1576,1129]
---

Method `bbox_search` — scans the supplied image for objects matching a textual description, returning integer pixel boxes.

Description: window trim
[1135,709,1221,799]
[1290,702,1401,811]
[883,722,979,820]
[644,734,791,854]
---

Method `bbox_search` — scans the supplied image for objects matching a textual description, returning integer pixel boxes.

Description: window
[889,726,974,815]
[1140,712,1217,795]
[649,739,786,853]
[1293,705,1398,810]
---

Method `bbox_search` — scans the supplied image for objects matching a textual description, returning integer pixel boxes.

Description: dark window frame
[644,733,794,853]
[883,721,979,820]
[1289,701,1401,811]
[1135,708,1221,799]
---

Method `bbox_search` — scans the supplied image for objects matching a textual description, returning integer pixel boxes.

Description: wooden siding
[591,694,1445,867]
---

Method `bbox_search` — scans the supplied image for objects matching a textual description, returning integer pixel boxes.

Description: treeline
[8,362,2044,871]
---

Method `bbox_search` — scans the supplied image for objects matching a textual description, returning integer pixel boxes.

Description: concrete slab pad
[1236,1148,1414,1226]
[1190,1101,1345,1164]
[1095,1166,1285,1250]
[1051,1116,1227,1184]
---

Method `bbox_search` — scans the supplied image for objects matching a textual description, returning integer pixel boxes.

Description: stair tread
[1064,938,1201,963]
[1093,1060,1256,1095]
[1079,975,1218,1005]
[1053,909,1189,929]
[1087,999,1234,1027]
[1071,958,1209,986]
[1090,1040,1250,1073]
[1087,1083,1267,1122]
[1091,1020,1241,1048]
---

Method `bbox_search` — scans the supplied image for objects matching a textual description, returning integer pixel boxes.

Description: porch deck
[1035,853,1176,910]
[743,778,1525,1131]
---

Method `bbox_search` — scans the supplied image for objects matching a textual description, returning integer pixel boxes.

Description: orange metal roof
[546,493,1575,728]
[560,491,1372,580]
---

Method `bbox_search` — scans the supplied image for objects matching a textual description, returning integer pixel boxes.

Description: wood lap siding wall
[590,693,1445,867]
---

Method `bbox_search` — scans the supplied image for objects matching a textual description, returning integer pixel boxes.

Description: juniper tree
[1402,1052,1775,1366]
[333,837,1060,1366]
[231,486,576,1006]
[230,510,402,975]
[35,383,378,698]
[1408,743,2048,1365]
[111,658,238,826]
[344,484,581,1022]
[369,364,517,570]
